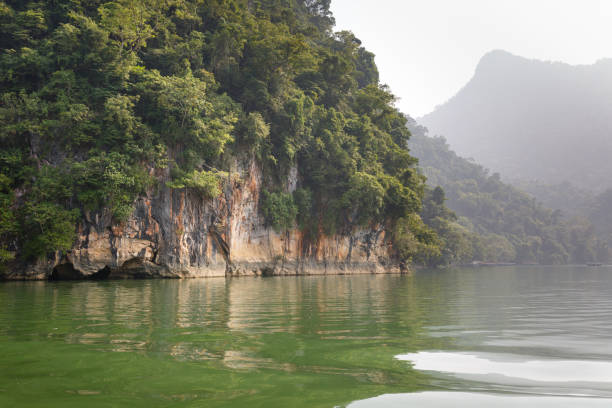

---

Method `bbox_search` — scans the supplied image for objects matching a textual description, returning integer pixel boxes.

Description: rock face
[5,158,398,280]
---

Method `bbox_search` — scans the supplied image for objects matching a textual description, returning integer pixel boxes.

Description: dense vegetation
[514,182,612,262]
[0,0,453,270]
[515,181,594,218]
[408,118,608,264]
[586,189,612,252]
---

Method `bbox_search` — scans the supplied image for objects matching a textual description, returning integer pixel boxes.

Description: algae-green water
[2,267,612,407]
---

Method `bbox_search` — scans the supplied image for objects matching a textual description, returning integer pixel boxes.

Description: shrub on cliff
[261,191,298,233]
[167,169,225,199]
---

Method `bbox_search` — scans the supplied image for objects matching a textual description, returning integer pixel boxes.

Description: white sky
[330,0,612,117]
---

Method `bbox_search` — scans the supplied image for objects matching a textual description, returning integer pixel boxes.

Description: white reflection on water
[396,351,612,383]
[348,392,612,408]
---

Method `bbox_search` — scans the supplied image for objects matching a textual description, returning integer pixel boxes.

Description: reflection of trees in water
[0,274,458,406]
[1,274,461,355]
[226,276,412,336]
[1,275,458,357]
[222,275,457,385]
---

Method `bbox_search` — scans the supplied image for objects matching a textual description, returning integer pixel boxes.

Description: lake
[1,266,612,407]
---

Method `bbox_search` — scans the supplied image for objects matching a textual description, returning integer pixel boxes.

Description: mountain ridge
[419,50,612,190]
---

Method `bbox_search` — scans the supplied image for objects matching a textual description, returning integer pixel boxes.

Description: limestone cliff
[5,159,399,280]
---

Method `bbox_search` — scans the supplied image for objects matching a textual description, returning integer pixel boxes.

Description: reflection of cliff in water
[0,273,462,364]
[0,274,464,407]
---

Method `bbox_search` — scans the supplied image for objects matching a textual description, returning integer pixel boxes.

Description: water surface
[1,266,611,407]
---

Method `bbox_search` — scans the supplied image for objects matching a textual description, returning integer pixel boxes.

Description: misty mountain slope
[407,118,606,264]
[419,50,612,190]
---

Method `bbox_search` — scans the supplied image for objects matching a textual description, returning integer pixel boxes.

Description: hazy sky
[330,0,612,117]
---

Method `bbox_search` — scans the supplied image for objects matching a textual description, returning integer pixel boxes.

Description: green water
[1,267,612,407]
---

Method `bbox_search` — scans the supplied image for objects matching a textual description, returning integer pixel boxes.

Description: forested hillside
[408,118,608,264]
[515,182,612,250]
[0,0,456,272]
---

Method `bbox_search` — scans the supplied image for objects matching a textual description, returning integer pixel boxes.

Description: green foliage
[10,163,80,259]
[379,174,421,220]
[237,112,270,160]
[342,172,384,226]
[167,168,225,199]
[393,214,441,265]
[20,202,79,260]
[478,234,517,263]
[293,188,313,229]
[134,68,238,165]
[0,173,17,266]
[261,191,298,233]
[98,0,155,55]
[73,152,152,221]
[419,185,474,266]
[587,189,612,238]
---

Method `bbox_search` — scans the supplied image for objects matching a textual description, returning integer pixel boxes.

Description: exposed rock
[5,158,400,280]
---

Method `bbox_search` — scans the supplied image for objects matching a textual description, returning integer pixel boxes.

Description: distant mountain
[419,50,612,190]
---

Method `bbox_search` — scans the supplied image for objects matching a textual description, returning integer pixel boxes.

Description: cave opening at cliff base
[49,264,111,281]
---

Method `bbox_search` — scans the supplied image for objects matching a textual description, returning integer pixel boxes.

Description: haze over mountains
[419,50,612,191]
[407,118,605,264]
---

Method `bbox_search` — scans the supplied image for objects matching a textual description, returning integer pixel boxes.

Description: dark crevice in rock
[109,257,176,279]
[50,263,86,281]
[50,263,113,281]
[90,266,111,280]
[209,225,230,263]
[260,266,274,277]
